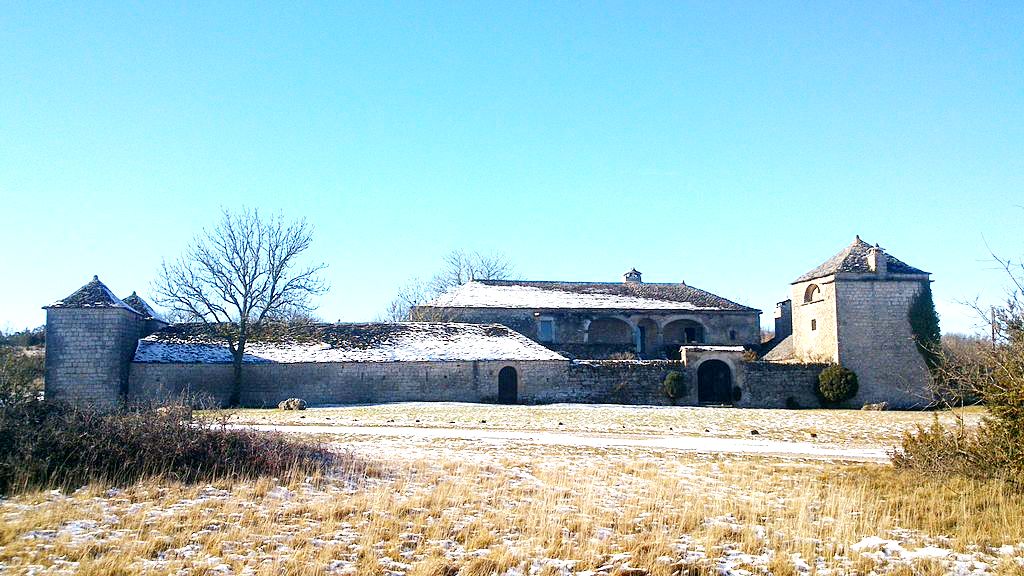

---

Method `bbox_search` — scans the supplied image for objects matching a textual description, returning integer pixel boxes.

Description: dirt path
[237,423,892,462]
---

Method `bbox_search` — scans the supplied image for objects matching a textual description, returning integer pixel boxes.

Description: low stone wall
[129,360,570,407]
[128,357,826,409]
[735,362,826,409]
[559,360,684,405]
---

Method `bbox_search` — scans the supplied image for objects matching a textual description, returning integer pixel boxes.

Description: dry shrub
[0,395,334,495]
[896,247,1024,486]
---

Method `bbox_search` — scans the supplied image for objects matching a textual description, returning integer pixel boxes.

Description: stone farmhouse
[412,272,761,360]
[43,236,936,410]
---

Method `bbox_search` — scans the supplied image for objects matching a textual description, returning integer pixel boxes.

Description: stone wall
[129,359,688,407]
[790,279,840,363]
[128,356,831,409]
[130,360,571,407]
[560,360,683,405]
[835,278,933,408]
[736,362,825,409]
[45,308,142,409]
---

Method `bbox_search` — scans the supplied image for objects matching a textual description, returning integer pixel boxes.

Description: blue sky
[2,1,1022,334]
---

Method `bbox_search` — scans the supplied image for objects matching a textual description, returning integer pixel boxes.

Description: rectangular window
[811,319,817,331]
[729,329,737,341]
[685,327,696,343]
[538,318,554,342]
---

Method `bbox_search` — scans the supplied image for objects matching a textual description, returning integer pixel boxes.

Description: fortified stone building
[43,237,935,410]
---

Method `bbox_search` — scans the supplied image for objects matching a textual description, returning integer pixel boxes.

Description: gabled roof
[794,237,929,284]
[121,292,163,321]
[423,280,756,312]
[44,276,140,313]
[133,322,567,364]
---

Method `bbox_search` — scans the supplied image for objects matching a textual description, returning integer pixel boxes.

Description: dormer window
[804,284,821,303]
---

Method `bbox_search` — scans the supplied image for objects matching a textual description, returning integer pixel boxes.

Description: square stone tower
[43,276,163,409]
[789,236,933,408]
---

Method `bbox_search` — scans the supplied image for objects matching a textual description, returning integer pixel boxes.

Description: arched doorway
[498,366,518,404]
[697,360,732,405]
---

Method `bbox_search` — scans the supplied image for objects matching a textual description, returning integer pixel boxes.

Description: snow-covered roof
[133,322,567,364]
[422,280,755,312]
[121,292,164,321]
[794,237,928,284]
[44,276,140,313]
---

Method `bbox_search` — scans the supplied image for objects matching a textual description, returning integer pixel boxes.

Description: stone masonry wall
[735,362,825,409]
[790,279,840,363]
[45,308,142,409]
[129,357,829,409]
[835,278,933,408]
[560,361,683,405]
[130,360,571,407]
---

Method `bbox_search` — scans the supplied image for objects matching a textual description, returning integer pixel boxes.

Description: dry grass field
[222,403,985,449]
[1,404,1020,576]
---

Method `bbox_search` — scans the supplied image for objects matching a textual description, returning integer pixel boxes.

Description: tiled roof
[424,280,756,312]
[133,322,567,364]
[44,276,139,313]
[794,237,928,283]
[122,292,163,321]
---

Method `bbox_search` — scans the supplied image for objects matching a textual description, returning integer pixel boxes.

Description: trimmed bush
[816,365,858,404]
[0,396,335,495]
[662,370,686,400]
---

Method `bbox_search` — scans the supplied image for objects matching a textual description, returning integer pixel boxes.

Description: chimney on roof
[867,243,888,276]
[623,268,642,283]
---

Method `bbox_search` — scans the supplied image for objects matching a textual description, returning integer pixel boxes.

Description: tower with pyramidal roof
[777,236,933,408]
[43,276,166,408]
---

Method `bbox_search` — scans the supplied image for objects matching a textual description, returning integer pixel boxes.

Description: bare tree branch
[153,208,327,406]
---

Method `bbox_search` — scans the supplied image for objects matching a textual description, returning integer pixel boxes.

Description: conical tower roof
[44,275,139,313]
[122,291,163,320]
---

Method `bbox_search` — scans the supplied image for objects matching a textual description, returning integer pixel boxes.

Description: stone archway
[498,366,518,404]
[663,319,706,358]
[697,360,732,405]
[587,317,633,344]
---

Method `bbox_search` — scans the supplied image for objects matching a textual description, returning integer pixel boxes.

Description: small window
[804,284,821,303]
[685,327,697,343]
[538,318,554,342]
[729,329,737,341]
[811,319,817,331]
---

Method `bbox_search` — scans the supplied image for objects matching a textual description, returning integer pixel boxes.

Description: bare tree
[154,208,327,406]
[383,250,515,322]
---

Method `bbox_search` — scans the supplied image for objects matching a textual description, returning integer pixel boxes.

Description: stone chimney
[623,268,642,283]
[774,299,793,340]
[867,244,888,276]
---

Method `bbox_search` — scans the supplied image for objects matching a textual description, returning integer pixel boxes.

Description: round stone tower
[43,276,146,409]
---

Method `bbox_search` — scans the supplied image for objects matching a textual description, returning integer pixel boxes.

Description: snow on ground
[2,437,1021,576]
[0,405,1009,575]
[226,402,984,450]
[238,423,890,461]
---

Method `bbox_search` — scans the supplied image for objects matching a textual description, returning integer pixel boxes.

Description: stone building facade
[764,236,934,408]
[413,272,761,360]
[42,237,934,410]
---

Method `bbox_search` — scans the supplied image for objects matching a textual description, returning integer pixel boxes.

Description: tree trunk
[230,349,243,407]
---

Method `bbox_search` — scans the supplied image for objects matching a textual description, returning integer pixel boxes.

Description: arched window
[804,284,821,303]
